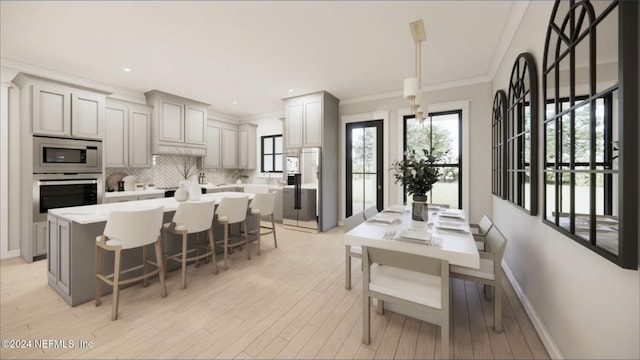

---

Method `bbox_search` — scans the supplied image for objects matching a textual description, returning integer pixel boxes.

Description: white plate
[395,230,440,246]
[399,229,431,241]
[438,213,466,220]
[437,224,468,233]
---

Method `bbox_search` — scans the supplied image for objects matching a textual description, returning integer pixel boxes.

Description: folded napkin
[367,213,399,224]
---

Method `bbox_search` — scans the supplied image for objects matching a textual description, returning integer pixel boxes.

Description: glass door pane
[346,120,383,217]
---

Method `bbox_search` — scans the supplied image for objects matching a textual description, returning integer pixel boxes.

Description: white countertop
[200,183,284,190]
[104,189,165,198]
[49,192,254,225]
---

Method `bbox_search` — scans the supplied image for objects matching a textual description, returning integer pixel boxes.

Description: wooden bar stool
[162,200,217,290]
[95,206,166,321]
[248,192,277,255]
[214,196,250,270]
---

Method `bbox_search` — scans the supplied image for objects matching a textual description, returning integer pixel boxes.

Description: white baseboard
[1,249,20,260]
[502,263,564,359]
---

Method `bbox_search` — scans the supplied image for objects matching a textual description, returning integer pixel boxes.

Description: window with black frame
[261,134,283,173]
[506,53,538,215]
[492,90,507,198]
[403,111,462,209]
[542,0,638,269]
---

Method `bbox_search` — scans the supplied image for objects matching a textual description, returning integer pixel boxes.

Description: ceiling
[1,1,521,117]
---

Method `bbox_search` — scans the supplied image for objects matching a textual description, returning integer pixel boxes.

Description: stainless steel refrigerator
[283,147,320,232]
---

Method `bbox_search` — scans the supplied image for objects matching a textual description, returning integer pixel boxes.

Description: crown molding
[341,75,491,105]
[1,57,147,103]
[487,1,531,80]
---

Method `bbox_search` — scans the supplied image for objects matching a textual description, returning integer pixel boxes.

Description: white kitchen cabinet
[105,98,152,168]
[202,121,222,168]
[303,99,322,147]
[105,103,127,167]
[145,90,208,155]
[71,91,104,140]
[285,101,303,148]
[238,123,257,169]
[33,221,48,257]
[30,80,105,140]
[128,104,152,167]
[284,92,332,149]
[47,215,70,296]
[185,106,206,145]
[158,99,183,143]
[32,83,71,137]
[222,124,238,169]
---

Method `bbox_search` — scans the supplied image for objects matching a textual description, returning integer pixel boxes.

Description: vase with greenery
[230,169,249,184]
[391,149,442,221]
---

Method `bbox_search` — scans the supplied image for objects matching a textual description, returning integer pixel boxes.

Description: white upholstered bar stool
[362,246,450,359]
[214,196,250,270]
[248,192,277,255]
[162,200,217,290]
[450,225,507,332]
[344,212,365,290]
[95,206,166,321]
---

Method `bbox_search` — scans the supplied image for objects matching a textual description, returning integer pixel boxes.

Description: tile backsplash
[106,155,237,189]
[106,155,287,189]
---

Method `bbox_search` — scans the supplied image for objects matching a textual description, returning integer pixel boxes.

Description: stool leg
[142,245,149,287]
[345,247,351,290]
[181,233,188,290]
[208,228,217,275]
[271,214,277,248]
[256,218,261,256]
[155,240,167,298]
[245,221,251,260]
[223,224,229,270]
[111,249,122,321]
[163,232,169,276]
[95,245,101,306]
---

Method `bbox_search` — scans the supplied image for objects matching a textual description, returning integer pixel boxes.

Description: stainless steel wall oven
[31,136,104,259]
[32,174,103,222]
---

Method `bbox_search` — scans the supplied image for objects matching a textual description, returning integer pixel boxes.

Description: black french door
[346,120,383,217]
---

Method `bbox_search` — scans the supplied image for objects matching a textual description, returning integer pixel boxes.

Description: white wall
[491,2,639,358]
[241,115,284,184]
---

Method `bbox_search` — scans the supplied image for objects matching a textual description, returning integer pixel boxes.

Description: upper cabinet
[200,119,254,170]
[238,123,257,169]
[15,74,108,140]
[222,123,238,169]
[283,91,338,149]
[145,90,208,155]
[201,120,223,169]
[105,98,152,168]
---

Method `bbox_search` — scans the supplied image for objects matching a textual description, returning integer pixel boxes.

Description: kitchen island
[46,192,255,306]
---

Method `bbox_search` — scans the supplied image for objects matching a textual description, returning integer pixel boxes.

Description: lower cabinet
[33,221,48,257]
[47,215,71,296]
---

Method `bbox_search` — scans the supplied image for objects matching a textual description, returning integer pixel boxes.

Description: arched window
[542,0,638,269]
[492,90,507,198]
[506,53,538,214]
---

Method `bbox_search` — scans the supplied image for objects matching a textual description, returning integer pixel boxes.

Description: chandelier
[403,20,427,123]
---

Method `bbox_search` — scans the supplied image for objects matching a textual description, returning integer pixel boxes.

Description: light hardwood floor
[0,225,549,359]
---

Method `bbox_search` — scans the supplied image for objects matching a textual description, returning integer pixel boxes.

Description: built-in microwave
[33,136,102,173]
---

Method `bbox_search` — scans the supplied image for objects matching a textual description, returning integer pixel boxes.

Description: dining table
[344,205,480,322]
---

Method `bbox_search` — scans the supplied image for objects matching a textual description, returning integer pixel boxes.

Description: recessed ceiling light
[232,101,238,105]
[288,89,294,92]
[123,68,132,72]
